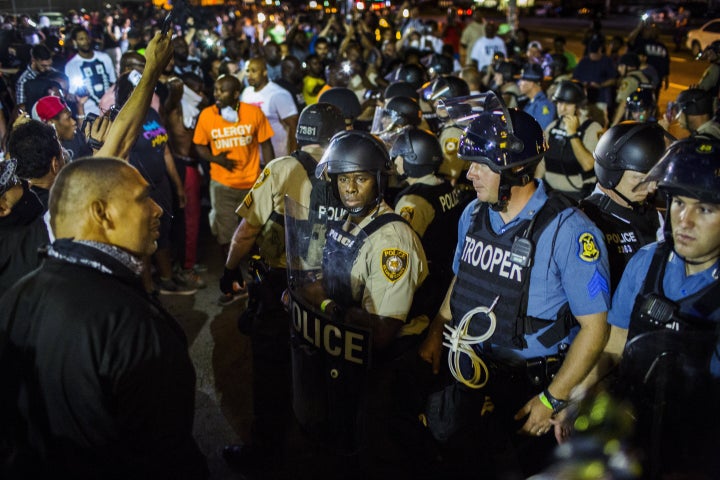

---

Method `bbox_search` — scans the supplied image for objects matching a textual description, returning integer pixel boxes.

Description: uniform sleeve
[235,162,280,226]
[452,201,476,275]
[547,209,611,317]
[394,194,435,237]
[615,76,638,104]
[607,245,656,329]
[358,223,428,321]
[581,121,603,151]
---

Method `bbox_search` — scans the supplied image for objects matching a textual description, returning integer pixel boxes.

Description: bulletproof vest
[322,213,406,308]
[628,70,654,91]
[545,118,594,176]
[628,242,720,342]
[396,180,461,275]
[450,192,577,349]
[396,180,463,316]
[295,150,348,224]
[580,193,660,293]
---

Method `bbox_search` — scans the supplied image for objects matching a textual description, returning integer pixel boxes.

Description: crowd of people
[0,2,719,479]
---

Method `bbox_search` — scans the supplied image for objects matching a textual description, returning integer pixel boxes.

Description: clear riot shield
[616,329,720,477]
[284,195,372,455]
[435,91,507,127]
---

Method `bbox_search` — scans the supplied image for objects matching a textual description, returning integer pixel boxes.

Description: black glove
[220,267,240,294]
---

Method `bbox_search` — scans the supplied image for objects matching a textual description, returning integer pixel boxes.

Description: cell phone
[75,85,89,97]
[161,11,173,35]
[81,112,99,133]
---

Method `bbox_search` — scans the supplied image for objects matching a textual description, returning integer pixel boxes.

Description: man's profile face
[51,108,77,141]
[105,168,163,257]
[466,161,500,203]
[670,195,720,266]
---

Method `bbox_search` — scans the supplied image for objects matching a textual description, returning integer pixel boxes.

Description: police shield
[284,196,372,455]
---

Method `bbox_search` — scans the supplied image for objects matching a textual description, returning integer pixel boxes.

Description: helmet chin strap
[491,180,512,212]
[611,187,649,214]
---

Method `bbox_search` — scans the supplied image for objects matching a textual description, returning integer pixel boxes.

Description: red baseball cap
[31,95,67,122]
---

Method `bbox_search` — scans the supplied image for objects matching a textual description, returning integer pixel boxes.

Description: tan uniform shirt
[346,202,428,335]
[615,71,650,105]
[438,124,470,182]
[235,145,324,268]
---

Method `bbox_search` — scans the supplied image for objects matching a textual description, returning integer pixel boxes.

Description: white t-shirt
[241,81,298,159]
[468,36,507,72]
[65,51,117,116]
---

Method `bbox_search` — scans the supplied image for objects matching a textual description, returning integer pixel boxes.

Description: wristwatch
[542,388,569,414]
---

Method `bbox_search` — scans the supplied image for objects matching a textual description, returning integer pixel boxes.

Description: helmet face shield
[635,138,720,204]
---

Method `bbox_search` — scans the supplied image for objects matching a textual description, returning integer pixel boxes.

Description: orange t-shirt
[193,102,274,189]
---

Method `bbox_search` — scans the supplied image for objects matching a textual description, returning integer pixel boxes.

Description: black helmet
[594,121,668,189]
[424,53,454,76]
[676,88,714,116]
[551,80,586,104]
[318,87,362,121]
[296,103,346,147]
[495,61,520,82]
[459,108,546,209]
[384,81,420,101]
[700,40,720,60]
[642,137,720,204]
[384,96,422,127]
[316,130,393,214]
[421,75,470,102]
[625,88,657,121]
[390,127,443,178]
[387,63,427,90]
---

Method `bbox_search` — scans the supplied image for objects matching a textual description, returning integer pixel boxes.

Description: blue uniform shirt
[453,180,611,358]
[523,90,556,131]
[609,242,720,375]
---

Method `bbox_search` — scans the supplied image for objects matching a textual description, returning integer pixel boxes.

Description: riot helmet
[459,107,546,210]
[642,137,720,205]
[384,81,420,101]
[547,53,568,77]
[390,127,443,178]
[639,137,720,251]
[424,53,454,77]
[316,130,393,216]
[371,96,422,146]
[551,80,586,104]
[675,88,714,116]
[296,103,346,147]
[318,87,362,124]
[386,63,427,90]
[625,88,657,122]
[420,75,470,103]
[700,40,720,61]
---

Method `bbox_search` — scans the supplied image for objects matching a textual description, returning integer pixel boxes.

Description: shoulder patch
[400,206,415,222]
[243,191,254,209]
[254,167,271,188]
[381,248,409,282]
[542,105,550,115]
[587,269,609,298]
[577,232,600,263]
[443,138,459,155]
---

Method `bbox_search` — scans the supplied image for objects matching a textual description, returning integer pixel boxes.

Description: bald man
[241,57,299,159]
[0,158,207,478]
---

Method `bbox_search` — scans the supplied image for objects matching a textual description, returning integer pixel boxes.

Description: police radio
[637,293,681,328]
[509,237,534,268]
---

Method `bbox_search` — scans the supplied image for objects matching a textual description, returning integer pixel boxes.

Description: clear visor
[436,92,505,126]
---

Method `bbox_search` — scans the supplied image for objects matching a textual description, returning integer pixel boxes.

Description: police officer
[625,87,657,122]
[611,52,652,126]
[600,136,720,478]
[419,75,470,134]
[491,60,522,108]
[370,95,423,147]
[580,121,668,292]
[220,102,347,470]
[391,127,463,317]
[296,129,429,477]
[541,80,603,201]
[671,87,720,139]
[419,107,611,478]
[318,86,362,128]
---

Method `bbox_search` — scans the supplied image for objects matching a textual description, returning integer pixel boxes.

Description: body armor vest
[580,193,660,292]
[450,193,577,349]
[545,118,594,177]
